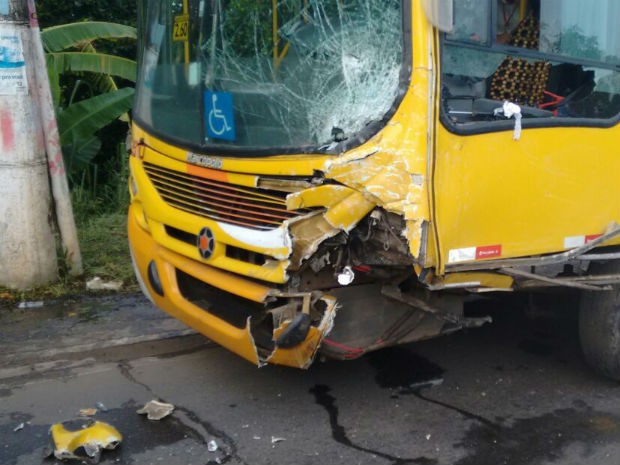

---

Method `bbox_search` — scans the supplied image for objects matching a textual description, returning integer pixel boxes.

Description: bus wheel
[579,261,620,381]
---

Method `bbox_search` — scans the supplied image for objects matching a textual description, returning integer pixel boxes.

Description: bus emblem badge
[197,227,215,259]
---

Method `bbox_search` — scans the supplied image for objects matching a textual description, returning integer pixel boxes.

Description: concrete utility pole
[28,0,83,277]
[0,0,82,289]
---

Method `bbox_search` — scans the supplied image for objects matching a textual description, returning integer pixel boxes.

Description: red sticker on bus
[476,245,502,259]
[585,234,602,243]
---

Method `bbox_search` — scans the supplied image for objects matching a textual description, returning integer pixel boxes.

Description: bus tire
[579,261,620,380]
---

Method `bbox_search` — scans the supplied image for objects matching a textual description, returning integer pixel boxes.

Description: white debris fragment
[13,422,24,432]
[86,276,123,291]
[17,301,43,309]
[136,400,175,420]
[494,101,522,140]
[95,402,108,412]
[337,266,355,286]
[409,378,443,390]
[208,440,218,452]
[271,436,286,444]
[253,436,261,440]
[425,434,431,441]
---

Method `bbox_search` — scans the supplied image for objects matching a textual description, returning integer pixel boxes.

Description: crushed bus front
[129,0,620,372]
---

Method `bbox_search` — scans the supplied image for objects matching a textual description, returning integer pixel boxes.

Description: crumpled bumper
[128,203,337,368]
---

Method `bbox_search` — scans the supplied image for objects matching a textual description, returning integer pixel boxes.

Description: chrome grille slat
[143,162,312,230]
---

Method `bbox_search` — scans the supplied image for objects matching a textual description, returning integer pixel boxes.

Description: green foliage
[222,0,300,57]
[78,212,135,285]
[559,26,602,61]
[223,0,273,56]
[42,21,136,201]
[41,22,137,52]
[59,88,134,172]
[37,1,137,28]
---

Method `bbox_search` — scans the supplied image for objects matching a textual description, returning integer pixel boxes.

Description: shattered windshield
[134,0,405,153]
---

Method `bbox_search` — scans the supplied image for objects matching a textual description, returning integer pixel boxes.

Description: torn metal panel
[325,149,411,206]
[321,283,490,360]
[288,215,341,269]
[286,184,353,210]
[323,191,375,230]
[246,294,338,369]
[268,295,337,369]
[46,419,122,464]
[287,190,374,269]
[429,271,514,291]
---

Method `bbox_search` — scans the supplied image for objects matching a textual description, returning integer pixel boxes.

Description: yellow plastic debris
[46,419,122,464]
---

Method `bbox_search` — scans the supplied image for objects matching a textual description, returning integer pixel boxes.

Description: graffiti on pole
[0,29,27,95]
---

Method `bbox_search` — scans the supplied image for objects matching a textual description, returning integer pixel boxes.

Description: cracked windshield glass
[135,0,404,151]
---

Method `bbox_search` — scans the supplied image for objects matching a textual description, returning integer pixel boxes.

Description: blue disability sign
[204,91,236,142]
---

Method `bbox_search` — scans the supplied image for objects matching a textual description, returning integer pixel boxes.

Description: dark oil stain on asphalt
[454,407,620,465]
[367,346,620,465]
[367,346,444,390]
[367,347,498,429]
[310,384,437,465]
[83,402,236,465]
[0,412,48,465]
[115,361,242,465]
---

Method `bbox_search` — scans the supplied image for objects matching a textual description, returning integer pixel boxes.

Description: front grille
[144,162,313,230]
[176,269,263,328]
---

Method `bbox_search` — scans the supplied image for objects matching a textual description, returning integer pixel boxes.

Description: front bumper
[128,203,337,368]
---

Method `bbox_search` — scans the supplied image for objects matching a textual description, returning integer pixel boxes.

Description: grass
[0,155,138,307]
[78,212,137,286]
[0,213,138,306]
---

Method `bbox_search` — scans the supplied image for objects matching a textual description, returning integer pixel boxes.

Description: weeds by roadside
[0,147,137,307]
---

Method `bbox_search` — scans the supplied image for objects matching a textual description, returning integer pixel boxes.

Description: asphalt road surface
[1,292,620,465]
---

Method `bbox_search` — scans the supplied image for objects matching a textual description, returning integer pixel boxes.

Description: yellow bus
[128,0,620,377]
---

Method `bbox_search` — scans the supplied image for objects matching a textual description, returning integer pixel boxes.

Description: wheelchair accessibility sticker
[204,91,236,142]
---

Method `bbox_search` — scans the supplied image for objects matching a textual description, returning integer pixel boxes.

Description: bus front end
[128,0,454,368]
[130,0,620,371]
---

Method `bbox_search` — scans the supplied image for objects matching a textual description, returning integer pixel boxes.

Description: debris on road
[78,408,98,417]
[409,378,444,391]
[13,422,25,432]
[136,400,174,420]
[46,419,122,464]
[271,436,286,444]
[86,277,123,292]
[208,439,218,452]
[95,402,108,412]
[17,301,44,309]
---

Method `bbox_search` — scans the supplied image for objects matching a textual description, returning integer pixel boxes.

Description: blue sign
[204,91,236,142]
[0,1,9,15]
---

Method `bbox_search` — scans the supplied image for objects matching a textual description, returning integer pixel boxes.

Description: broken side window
[441,0,620,129]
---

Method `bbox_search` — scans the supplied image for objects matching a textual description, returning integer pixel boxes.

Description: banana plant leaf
[42,22,137,53]
[58,87,134,145]
[46,52,137,83]
[63,136,102,173]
